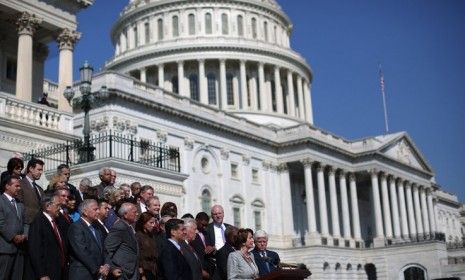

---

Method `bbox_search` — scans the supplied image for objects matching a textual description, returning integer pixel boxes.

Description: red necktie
[51,219,66,268]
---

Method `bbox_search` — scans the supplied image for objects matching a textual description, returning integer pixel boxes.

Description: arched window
[226,73,234,105]
[189,74,199,101]
[263,21,268,41]
[144,22,150,43]
[251,18,257,39]
[207,73,217,105]
[201,189,212,214]
[402,265,427,280]
[271,80,276,111]
[237,15,244,36]
[134,26,138,46]
[205,13,212,34]
[188,14,196,35]
[221,13,229,35]
[172,15,179,37]
[157,18,163,40]
[171,76,178,94]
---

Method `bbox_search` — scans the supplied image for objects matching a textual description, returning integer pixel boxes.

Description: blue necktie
[89,225,101,248]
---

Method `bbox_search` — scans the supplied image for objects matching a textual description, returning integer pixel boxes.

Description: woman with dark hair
[136,212,159,280]
[160,201,178,218]
[227,228,258,280]
[0,157,24,191]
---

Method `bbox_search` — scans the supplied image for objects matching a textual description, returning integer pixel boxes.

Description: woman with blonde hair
[46,173,67,193]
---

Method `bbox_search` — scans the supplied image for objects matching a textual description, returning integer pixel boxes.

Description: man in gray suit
[0,175,27,279]
[68,199,109,280]
[105,202,139,280]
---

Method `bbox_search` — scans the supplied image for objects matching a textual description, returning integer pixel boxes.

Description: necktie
[89,225,101,248]
[262,252,271,272]
[32,182,42,200]
[11,198,19,218]
[51,219,65,268]
[220,225,225,243]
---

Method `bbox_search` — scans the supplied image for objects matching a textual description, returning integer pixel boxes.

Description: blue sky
[44,0,465,201]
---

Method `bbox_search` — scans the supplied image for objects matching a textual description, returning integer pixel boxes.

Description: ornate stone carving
[156,130,167,143]
[16,12,42,36]
[111,116,137,134]
[396,140,412,165]
[56,28,81,50]
[220,148,229,160]
[184,137,194,150]
[91,116,109,132]
[277,163,288,172]
[242,155,250,166]
[301,158,313,168]
[262,160,271,171]
[348,173,356,182]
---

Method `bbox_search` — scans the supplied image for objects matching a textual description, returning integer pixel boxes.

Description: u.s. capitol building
[0,0,464,279]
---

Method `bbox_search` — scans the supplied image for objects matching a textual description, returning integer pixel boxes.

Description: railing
[24,131,181,172]
[0,91,73,133]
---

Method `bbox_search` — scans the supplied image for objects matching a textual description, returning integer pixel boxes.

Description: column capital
[404,181,412,188]
[348,172,357,182]
[300,158,314,168]
[387,175,396,184]
[239,59,247,64]
[157,63,165,68]
[56,28,81,51]
[277,163,288,172]
[327,166,335,176]
[198,59,205,64]
[219,59,226,64]
[220,148,229,160]
[184,137,194,151]
[177,60,184,65]
[274,65,281,71]
[369,168,379,176]
[242,155,250,166]
[338,169,346,177]
[16,12,42,36]
[379,172,388,180]
[316,163,325,172]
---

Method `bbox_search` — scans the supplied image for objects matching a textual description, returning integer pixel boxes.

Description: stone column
[274,66,283,114]
[119,32,127,53]
[220,59,227,109]
[287,70,296,117]
[317,164,329,237]
[370,169,384,245]
[127,25,135,49]
[56,28,80,112]
[199,60,208,104]
[349,173,361,240]
[258,62,267,112]
[303,80,314,124]
[412,184,424,237]
[240,60,248,110]
[380,173,393,239]
[15,12,41,102]
[397,180,410,239]
[158,64,164,88]
[297,76,305,120]
[389,176,401,239]
[405,182,417,238]
[420,186,430,237]
[427,189,436,233]
[140,67,147,83]
[328,167,341,239]
[250,74,258,111]
[278,163,295,241]
[302,159,319,244]
[339,170,351,240]
[177,61,186,96]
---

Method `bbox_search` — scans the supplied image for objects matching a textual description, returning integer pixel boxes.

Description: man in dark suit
[136,185,154,214]
[0,176,27,280]
[252,230,280,277]
[214,226,238,280]
[55,188,72,245]
[28,194,68,280]
[183,218,203,280]
[68,199,109,280]
[104,202,139,280]
[191,212,215,277]
[205,205,232,250]
[94,199,110,240]
[57,164,82,208]
[17,158,45,226]
[160,218,192,280]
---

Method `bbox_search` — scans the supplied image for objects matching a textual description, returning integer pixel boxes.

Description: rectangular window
[254,211,262,230]
[145,22,150,43]
[233,207,241,227]
[231,163,239,179]
[252,168,260,184]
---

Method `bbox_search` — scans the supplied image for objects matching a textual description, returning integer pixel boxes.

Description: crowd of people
[0,157,281,280]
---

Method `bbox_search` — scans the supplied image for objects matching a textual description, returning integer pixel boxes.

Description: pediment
[380,136,432,173]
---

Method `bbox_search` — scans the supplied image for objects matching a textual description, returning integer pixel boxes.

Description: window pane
[157,18,163,40]
[172,16,179,37]
[201,190,212,214]
[134,26,138,46]
[254,211,262,230]
[205,13,212,34]
[237,15,243,36]
[172,76,178,93]
[233,207,241,227]
[264,21,268,41]
[207,73,217,105]
[188,14,196,35]
[222,13,229,35]
[189,74,199,101]
[252,18,257,39]
[145,22,150,43]
[227,73,234,105]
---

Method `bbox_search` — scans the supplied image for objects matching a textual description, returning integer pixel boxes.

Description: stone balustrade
[0,91,73,133]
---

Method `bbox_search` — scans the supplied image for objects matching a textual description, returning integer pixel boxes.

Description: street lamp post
[64,62,108,163]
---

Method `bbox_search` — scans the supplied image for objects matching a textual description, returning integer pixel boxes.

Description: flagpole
[379,63,389,134]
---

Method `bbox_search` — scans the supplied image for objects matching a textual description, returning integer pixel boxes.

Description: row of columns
[370,170,437,244]
[14,12,79,112]
[137,59,313,123]
[301,159,362,245]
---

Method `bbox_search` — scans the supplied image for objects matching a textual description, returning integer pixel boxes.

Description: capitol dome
[105,0,313,127]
